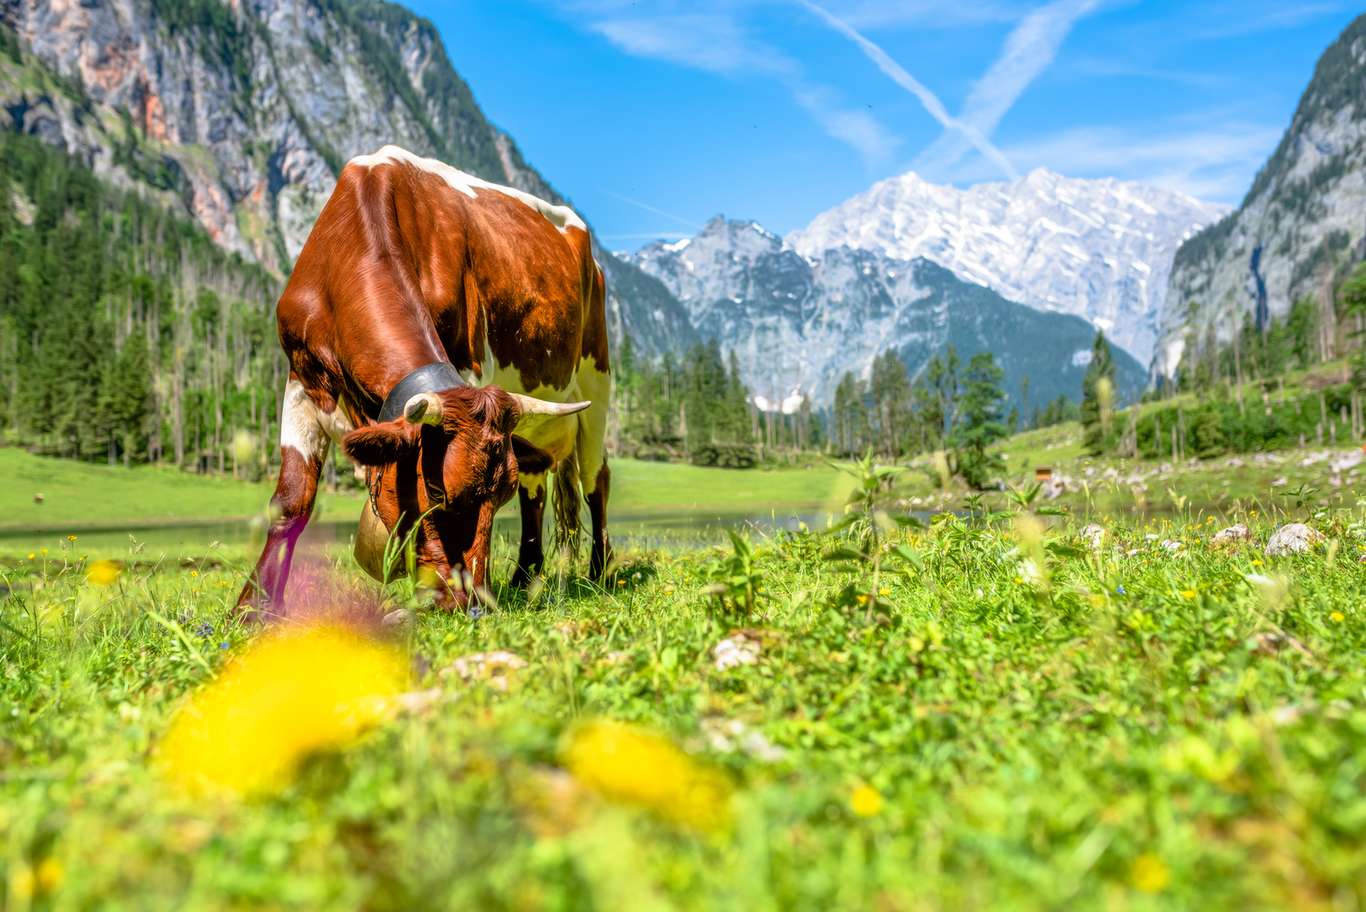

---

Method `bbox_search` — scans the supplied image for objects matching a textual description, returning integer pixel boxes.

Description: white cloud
[939,121,1284,203]
[915,0,1098,177]
[795,0,1018,178]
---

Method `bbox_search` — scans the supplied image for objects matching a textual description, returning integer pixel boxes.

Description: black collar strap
[377,362,467,422]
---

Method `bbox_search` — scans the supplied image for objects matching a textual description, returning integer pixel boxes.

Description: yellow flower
[878,587,891,597]
[66,534,78,542]
[27,552,35,560]
[849,784,884,817]
[158,624,409,798]
[9,865,34,901]
[86,559,122,587]
[1180,589,1197,600]
[561,720,731,832]
[1250,559,1263,566]
[1329,611,1345,623]
[36,857,62,892]
[190,569,199,578]
[1131,853,1170,893]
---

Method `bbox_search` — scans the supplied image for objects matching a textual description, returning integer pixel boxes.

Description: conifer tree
[1080,330,1117,455]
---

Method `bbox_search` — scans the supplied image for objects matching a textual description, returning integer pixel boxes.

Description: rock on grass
[1211,523,1252,546]
[1264,523,1324,557]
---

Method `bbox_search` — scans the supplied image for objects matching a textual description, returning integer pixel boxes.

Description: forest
[0,130,283,475]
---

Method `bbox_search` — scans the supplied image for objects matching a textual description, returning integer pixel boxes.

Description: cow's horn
[403,392,444,425]
[509,393,591,417]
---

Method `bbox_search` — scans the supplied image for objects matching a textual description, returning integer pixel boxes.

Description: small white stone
[441,650,528,691]
[1264,523,1324,557]
[382,608,414,630]
[1210,523,1251,545]
[712,633,761,671]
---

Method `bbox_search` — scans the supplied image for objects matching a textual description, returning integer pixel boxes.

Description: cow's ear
[510,434,554,476]
[343,420,419,466]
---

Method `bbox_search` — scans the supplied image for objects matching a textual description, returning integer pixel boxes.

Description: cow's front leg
[235,379,327,617]
[512,475,547,586]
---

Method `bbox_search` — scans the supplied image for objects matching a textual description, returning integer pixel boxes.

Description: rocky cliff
[1153,13,1366,378]
[0,0,690,352]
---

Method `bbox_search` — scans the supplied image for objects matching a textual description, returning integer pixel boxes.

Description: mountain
[631,217,1148,414]
[1153,13,1366,379]
[0,0,688,355]
[787,168,1227,365]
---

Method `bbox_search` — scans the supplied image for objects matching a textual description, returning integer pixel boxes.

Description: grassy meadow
[1,445,1363,909]
[0,449,851,535]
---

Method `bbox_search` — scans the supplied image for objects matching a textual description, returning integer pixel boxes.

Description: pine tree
[948,352,1008,489]
[1080,330,1117,455]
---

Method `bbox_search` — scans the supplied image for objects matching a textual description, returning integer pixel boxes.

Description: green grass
[0,449,851,534]
[1,502,1362,909]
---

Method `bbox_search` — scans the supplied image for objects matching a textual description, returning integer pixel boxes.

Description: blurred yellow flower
[849,784,884,817]
[158,624,410,798]
[1180,589,1197,600]
[1131,853,1170,893]
[561,719,731,832]
[86,559,122,586]
[36,857,62,892]
[1329,611,1345,623]
[66,534,77,542]
[9,865,34,901]
[27,552,35,560]
[878,587,891,597]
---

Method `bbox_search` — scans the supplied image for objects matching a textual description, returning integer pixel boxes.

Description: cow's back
[278,145,600,414]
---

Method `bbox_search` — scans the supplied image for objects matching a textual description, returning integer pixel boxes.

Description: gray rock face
[0,0,684,354]
[631,217,1149,411]
[1154,14,1366,378]
[1264,523,1325,557]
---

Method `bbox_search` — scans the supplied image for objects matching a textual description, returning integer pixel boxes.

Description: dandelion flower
[561,719,731,832]
[36,858,62,892]
[86,559,122,586]
[1131,853,1170,893]
[1329,611,1345,623]
[158,624,409,798]
[1180,589,1197,600]
[66,534,77,542]
[849,784,884,818]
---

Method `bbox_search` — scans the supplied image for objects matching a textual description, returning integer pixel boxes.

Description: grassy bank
[1,505,1361,908]
[0,448,852,533]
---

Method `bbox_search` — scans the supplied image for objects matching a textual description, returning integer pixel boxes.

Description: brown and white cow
[236,144,612,614]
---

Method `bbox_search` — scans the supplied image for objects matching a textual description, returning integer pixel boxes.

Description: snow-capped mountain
[631,217,1147,412]
[787,168,1227,364]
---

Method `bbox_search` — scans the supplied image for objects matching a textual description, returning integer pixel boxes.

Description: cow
[235,144,612,615]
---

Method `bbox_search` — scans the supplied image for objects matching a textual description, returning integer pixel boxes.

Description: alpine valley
[2,0,1308,425]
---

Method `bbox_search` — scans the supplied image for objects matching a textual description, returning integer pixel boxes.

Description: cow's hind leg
[575,366,613,580]
[235,378,328,617]
[512,474,547,586]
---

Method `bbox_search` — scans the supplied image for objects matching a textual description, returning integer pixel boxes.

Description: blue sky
[410,1,1360,247]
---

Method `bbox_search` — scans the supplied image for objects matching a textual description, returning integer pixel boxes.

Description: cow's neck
[345,312,456,420]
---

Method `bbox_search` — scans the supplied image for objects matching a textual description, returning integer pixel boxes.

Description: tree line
[0,130,285,476]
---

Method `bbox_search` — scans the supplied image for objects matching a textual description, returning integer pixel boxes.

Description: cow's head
[342,386,586,606]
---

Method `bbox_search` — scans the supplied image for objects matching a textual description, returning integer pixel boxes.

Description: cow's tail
[552,448,582,561]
